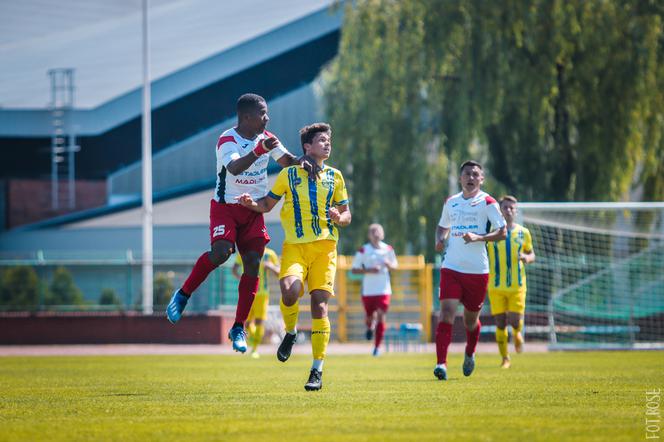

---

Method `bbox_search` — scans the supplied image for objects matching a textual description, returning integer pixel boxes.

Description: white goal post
[517,202,664,350]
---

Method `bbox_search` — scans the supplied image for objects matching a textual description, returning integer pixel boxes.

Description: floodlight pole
[141,0,154,314]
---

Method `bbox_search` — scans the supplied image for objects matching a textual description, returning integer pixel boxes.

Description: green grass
[0,351,662,441]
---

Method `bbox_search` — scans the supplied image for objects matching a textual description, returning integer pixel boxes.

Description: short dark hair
[299,122,331,152]
[500,195,518,206]
[237,93,265,115]
[459,160,483,172]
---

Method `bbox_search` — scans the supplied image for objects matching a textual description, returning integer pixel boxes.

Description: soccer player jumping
[236,122,351,391]
[434,161,506,381]
[166,93,317,353]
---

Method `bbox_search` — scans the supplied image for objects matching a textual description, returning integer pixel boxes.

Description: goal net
[518,202,664,350]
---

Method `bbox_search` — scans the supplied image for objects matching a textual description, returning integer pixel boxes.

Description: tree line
[322,0,664,257]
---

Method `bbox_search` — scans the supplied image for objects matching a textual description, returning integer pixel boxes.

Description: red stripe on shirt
[485,195,497,205]
[217,136,236,149]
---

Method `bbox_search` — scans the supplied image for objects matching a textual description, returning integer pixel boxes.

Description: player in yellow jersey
[236,122,351,391]
[232,247,280,358]
[487,195,536,368]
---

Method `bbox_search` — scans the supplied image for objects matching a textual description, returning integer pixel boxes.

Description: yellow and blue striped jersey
[234,247,279,296]
[487,223,533,291]
[268,165,349,244]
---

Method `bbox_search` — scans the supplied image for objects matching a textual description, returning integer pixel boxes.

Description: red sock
[375,321,385,348]
[182,252,217,295]
[435,322,452,364]
[465,320,482,357]
[235,274,259,323]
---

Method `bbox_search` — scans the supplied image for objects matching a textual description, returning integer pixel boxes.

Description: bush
[153,272,174,307]
[0,266,40,308]
[99,288,123,307]
[46,267,84,306]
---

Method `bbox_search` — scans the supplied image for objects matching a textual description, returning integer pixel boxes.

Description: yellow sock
[280,298,299,333]
[513,319,524,334]
[311,317,331,360]
[252,324,264,351]
[496,327,509,358]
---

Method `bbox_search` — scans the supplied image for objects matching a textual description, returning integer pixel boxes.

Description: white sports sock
[312,359,324,372]
[287,328,297,336]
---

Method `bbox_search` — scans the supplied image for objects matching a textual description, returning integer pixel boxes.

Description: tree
[46,267,84,306]
[322,0,664,257]
[0,266,40,309]
[153,272,174,307]
[99,288,123,308]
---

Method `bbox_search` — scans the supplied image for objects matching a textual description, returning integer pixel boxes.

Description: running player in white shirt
[166,93,318,353]
[352,224,398,356]
[433,160,507,381]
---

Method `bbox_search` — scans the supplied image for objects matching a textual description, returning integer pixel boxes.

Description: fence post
[423,262,434,342]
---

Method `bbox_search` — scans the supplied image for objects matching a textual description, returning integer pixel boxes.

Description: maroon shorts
[361,295,391,316]
[209,200,270,254]
[439,268,489,312]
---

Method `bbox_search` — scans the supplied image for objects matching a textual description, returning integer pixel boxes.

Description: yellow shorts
[488,288,527,315]
[280,239,337,295]
[247,292,269,321]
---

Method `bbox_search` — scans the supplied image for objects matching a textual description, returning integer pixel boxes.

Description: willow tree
[323,0,664,256]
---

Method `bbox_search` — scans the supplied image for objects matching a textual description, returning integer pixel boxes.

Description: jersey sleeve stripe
[267,191,282,200]
[217,135,236,149]
[335,199,349,206]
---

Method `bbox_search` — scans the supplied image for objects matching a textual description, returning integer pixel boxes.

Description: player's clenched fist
[329,207,342,224]
[235,193,257,207]
[253,136,279,157]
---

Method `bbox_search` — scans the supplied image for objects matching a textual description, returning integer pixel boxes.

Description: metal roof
[0,0,336,110]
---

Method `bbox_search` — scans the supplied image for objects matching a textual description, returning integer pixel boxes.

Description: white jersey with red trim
[438,191,506,274]
[214,127,289,203]
[351,241,398,296]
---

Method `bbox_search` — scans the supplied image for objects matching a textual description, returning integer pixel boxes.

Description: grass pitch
[0,350,661,441]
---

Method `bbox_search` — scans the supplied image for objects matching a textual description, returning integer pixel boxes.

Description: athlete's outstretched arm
[329,204,351,227]
[235,193,279,213]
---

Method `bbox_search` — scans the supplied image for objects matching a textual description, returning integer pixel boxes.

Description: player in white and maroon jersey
[433,160,507,381]
[166,93,318,354]
[351,224,398,356]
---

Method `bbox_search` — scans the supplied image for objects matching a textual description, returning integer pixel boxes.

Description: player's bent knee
[440,308,456,324]
[209,241,233,265]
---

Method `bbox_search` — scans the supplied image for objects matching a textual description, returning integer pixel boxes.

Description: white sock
[287,328,297,336]
[436,363,446,369]
[312,359,324,372]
